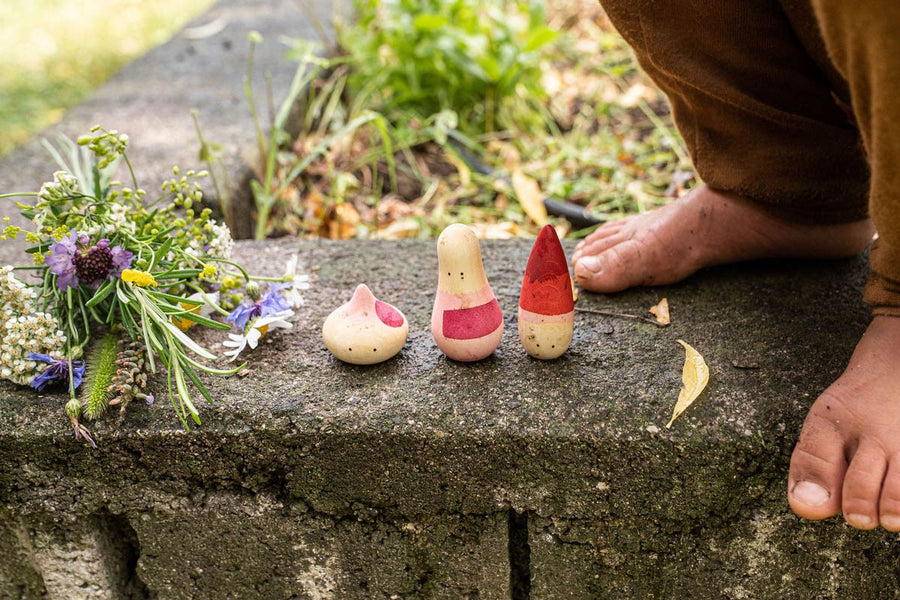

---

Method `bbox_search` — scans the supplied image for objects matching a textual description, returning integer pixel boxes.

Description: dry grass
[0,0,215,156]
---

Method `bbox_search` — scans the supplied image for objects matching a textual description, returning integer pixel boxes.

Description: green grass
[252,0,693,241]
[0,0,215,157]
[339,0,557,136]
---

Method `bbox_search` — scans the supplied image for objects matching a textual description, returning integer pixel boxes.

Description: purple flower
[46,230,79,290]
[227,282,291,331]
[28,353,86,392]
[110,245,133,275]
[46,230,133,290]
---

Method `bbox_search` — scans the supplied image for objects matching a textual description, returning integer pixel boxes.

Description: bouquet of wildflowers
[0,127,309,445]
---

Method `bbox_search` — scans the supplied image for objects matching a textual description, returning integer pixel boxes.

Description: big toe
[573,243,638,293]
[788,412,847,520]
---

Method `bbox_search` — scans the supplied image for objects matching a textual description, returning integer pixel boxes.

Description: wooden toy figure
[518,225,574,359]
[431,224,503,361]
[323,284,408,365]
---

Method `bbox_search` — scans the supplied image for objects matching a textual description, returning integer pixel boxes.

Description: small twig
[575,306,667,327]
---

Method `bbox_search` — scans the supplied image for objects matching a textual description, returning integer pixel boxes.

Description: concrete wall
[1,239,898,599]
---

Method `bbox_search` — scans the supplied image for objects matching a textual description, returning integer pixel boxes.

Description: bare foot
[788,316,900,530]
[571,184,873,293]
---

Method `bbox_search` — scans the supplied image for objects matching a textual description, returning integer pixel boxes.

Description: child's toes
[840,442,888,529]
[879,460,900,531]
[572,232,627,265]
[788,411,847,520]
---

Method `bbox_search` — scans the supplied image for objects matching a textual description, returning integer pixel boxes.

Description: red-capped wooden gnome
[518,225,574,359]
[431,224,504,361]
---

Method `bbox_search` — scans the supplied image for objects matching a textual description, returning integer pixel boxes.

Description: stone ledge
[2,239,898,598]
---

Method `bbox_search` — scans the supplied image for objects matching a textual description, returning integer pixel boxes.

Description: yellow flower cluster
[121,269,157,287]
[1,225,21,241]
[199,264,217,280]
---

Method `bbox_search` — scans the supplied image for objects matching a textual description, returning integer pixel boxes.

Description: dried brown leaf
[470,221,519,239]
[512,169,548,226]
[328,202,359,239]
[376,218,421,239]
[649,298,670,326]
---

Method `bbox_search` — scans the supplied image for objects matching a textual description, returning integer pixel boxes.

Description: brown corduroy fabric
[811,0,900,316]
[599,0,900,314]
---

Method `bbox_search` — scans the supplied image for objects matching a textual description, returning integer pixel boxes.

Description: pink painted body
[432,285,504,361]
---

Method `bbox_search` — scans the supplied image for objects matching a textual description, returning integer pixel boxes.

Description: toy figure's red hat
[520,225,573,316]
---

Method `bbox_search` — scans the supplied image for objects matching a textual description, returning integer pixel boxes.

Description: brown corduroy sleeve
[812,0,900,316]
[599,0,870,225]
[865,239,900,317]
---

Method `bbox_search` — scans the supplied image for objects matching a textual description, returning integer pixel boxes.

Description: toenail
[845,513,875,528]
[578,256,602,273]
[790,481,829,507]
[881,515,900,530]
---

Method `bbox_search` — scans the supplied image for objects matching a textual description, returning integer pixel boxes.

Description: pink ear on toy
[375,300,404,327]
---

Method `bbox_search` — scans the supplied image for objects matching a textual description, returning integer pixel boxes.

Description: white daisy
[222,309,293,361]
[283,254,312,309]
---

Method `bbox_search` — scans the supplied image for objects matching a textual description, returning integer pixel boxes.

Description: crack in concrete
[508,510,531,600]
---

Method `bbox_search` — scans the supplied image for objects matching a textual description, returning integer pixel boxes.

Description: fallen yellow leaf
[512,169,548,226]
[470,221,520,239]
[376,218,421,239]
[444,150,472,187]
[649,298,670,326]
[666,339,709,428]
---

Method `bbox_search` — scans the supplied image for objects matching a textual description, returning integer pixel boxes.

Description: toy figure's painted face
[436,224,489,295]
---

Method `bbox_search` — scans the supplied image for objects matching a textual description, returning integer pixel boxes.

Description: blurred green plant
[241,0,693,241]
[242,33,399,239]
[338,0,557,136]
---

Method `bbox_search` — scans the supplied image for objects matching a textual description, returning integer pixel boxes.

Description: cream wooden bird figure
[323,284,408,365]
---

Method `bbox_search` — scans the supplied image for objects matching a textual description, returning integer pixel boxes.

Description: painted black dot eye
[348,347,352,351]
[373,348,377,352]
[551,345,556,348]
[447,272,451,276]
[536,344,540,347]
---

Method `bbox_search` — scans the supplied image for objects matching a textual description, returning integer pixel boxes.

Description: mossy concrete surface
[1,238,898,598]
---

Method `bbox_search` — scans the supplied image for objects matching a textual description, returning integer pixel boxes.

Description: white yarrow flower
[0,267,67,385]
